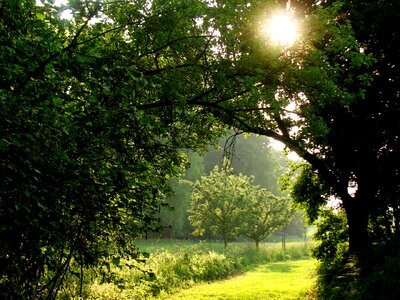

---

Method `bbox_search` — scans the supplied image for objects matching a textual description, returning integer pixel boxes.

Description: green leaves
[0,0,226,297]
[188,161,291,249]
[52,97,63,107]
[35,12,46,21]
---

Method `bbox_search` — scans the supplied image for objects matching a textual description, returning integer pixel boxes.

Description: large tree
[167,0,399,253]
[0,0,227,297]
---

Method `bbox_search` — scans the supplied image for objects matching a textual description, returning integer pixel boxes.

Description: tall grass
[79,239,312,299]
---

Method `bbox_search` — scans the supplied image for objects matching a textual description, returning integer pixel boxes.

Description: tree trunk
[343,193,370,253]
[255,239,259,250]
[394,205,400,239]
[223,232,228,252]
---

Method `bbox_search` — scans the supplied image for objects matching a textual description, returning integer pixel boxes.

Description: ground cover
[84,239,313,299]
[162,259,317,300]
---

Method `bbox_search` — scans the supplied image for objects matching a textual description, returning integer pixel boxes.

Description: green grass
[135,239,312,260]
[134,239,226,253]
[161,259,317,300]
[84,239,314,299]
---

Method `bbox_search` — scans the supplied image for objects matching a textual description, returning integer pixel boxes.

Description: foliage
[290,164,330,224]
[242,191,292,249]
[188,162,290,249]
[315,242,400,300]
[2,0,399,297]
[1,0,229,297]
[311,209,348,262]
[188,163,252,249]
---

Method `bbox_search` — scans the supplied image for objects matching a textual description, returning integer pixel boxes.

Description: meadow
[80,238,315,299]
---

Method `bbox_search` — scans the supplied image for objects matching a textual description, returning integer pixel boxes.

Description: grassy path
[162,259,316,300]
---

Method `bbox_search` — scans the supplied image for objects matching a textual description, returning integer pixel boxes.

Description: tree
[160,132,287,239]
[162,0,399,253]
[271,0,400,252]
[188,163,251,250]
[188,161,290,250]
[1,0,228,297]
[242,191,291,249]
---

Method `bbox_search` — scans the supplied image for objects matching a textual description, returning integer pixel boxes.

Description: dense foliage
[0,0,227,297]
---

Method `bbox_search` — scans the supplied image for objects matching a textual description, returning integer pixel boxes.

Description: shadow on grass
[248,260,301,274]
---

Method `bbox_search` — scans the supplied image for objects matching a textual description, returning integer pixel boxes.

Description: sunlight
[266,13,298,46]
[269,138,301,161]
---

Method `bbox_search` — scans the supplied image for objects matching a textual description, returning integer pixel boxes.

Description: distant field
[160,259,317,300]
[134,238,312,257]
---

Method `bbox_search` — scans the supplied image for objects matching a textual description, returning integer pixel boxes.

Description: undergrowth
[76,240,311,299]
[315,242,400,300]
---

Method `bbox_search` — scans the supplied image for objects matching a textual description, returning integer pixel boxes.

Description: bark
[342,192,370,253]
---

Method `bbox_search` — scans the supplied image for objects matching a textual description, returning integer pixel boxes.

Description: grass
[134,239,312,264]
[161,259,317,300]
[84,239,314,299]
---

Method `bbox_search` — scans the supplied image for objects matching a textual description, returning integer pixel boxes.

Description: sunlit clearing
[267,14,297,46]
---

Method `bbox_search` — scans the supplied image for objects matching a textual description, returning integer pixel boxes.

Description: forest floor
[160,259,317,300]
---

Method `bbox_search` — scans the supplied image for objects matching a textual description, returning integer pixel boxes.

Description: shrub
[315,242,400,300]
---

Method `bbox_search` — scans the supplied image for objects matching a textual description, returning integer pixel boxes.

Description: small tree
[188,161,292,250]
[242,191,291,249]
[188,163,253,250]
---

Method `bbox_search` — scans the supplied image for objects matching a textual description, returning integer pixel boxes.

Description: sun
[266,14,298,46]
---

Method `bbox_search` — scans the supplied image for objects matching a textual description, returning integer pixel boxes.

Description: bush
[315,242,400,300]
[86,249,237,299]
